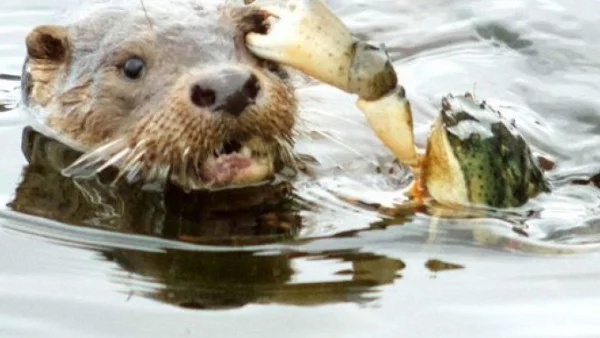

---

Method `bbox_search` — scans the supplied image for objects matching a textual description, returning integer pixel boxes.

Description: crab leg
[357,89,420,167]
[246,0,420,167]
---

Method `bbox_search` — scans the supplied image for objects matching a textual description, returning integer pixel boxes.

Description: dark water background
[2,1,600,337]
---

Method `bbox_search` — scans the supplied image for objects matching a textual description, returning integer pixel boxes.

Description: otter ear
[25,25,69,62]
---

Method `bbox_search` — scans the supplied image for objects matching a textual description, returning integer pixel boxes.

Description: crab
[245,0,549,209]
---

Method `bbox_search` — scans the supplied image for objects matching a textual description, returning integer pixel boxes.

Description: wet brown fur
[22,3,297,189]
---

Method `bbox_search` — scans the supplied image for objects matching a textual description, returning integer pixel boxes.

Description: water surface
[2,1,600,337]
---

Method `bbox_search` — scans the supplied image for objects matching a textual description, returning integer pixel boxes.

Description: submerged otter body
[21,0,297,191]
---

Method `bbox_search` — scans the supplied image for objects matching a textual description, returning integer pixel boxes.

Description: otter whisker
[63,138,129,178]
[145,161,171,184]
[162,148,173,160]
[129,139,148,154]
[275,136,297,171]
[177,147,193,187]
[182,146,191,162]
[138,0,154,30]
[174,162,187,189]
[95,148,130,173]
[115,141,146,182]
[115,149,146,183]
[193,152,202,179]
[145,164,159,182]
[156,165,171,184]
[185,162,199,191]
[278,132,294,148]
[125,141,148,165]
[124,162,144,183]
[123,150,146,171]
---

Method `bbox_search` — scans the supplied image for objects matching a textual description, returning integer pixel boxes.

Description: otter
[13,0,402,243]
[21,0,298,192]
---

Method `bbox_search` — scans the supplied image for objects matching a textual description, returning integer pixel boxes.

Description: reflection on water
[7,127,600,311]
[425,259,464,274]
[106,248,406,309]
[475,23,534,52]
[5,128,469,309]
[8,129,408,308]
[1,121,598,327]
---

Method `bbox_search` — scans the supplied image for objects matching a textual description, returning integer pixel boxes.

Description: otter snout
[190,67,261,117]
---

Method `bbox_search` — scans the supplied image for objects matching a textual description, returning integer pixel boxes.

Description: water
[2,0,600,337]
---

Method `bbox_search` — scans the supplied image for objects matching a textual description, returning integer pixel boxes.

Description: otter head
[421,94,549,208]
[22,1,297,191]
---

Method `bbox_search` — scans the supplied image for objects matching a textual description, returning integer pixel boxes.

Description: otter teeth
[246,0,397,100]
[212,142,254,159]
[241,146,252,157]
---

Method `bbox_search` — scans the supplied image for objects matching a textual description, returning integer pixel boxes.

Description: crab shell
[421,94,549,208]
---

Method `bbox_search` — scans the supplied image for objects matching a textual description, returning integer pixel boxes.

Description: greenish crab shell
[422,94,549,208]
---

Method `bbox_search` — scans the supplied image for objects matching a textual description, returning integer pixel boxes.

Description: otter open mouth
[199,138,275,188]
[61,135,295,192]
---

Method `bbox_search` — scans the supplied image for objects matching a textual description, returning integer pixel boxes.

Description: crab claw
[357,87,420,167]
[246,0,397,100]
[246,0,417,170]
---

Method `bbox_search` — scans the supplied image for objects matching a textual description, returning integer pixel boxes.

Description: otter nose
[190,68,260,116]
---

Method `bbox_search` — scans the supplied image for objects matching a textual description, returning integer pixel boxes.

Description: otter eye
[121,57,145,80]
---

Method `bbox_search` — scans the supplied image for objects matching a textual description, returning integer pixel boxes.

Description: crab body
[422,94,549,208]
